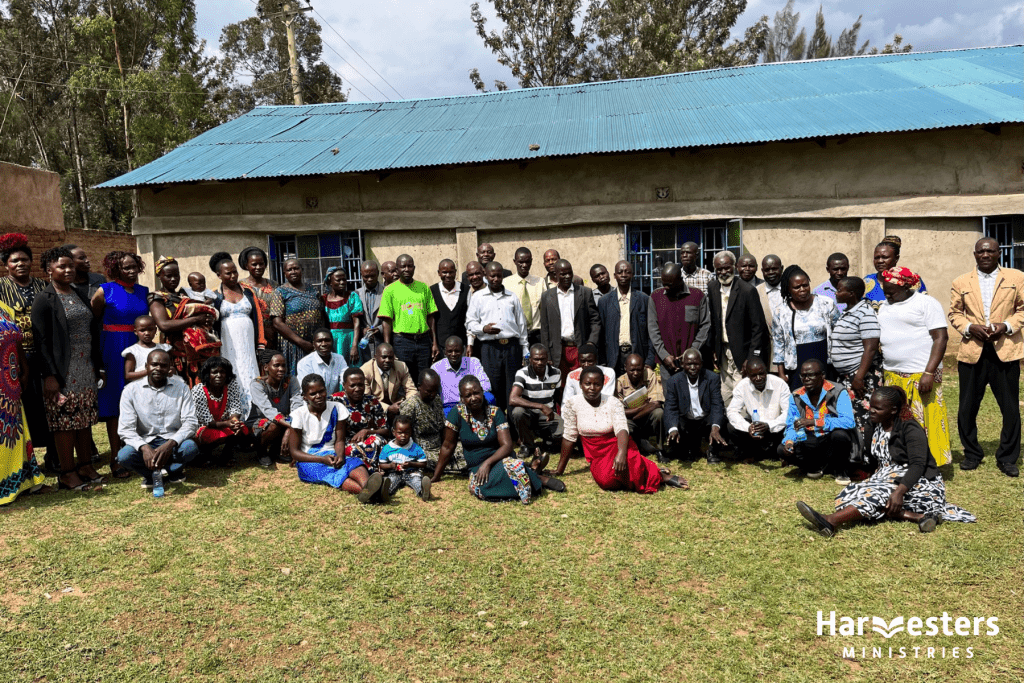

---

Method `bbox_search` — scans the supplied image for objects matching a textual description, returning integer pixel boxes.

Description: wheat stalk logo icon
[872,617,905,638]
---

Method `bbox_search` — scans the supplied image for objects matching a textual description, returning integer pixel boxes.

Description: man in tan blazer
[359,343,416,418]
[948,237,1024,477]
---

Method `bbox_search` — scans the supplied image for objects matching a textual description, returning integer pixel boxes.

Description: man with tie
[948,237,1024,477]
[360,342,416,418]
[539,259,600,380]
[664,349,728,464]
[430,259,469,346]
[508,247,547,347]
[465,261,529,410]
[598,260,655,375]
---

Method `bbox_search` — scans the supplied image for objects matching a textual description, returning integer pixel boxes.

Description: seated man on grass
[779,359,856,483]
[509,344,563,472]
[726,356,790,463]
[615,353,664,461]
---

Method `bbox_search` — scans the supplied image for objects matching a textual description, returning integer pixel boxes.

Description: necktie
[381,371,390,400]
[519,278,533,329]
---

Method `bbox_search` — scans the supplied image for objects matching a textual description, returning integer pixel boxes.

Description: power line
[311,8,404,99]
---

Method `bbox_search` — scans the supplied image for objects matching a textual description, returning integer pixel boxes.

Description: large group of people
[0,232,1018,537]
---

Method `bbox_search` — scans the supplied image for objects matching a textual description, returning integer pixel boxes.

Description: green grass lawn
[0,369,1020,682]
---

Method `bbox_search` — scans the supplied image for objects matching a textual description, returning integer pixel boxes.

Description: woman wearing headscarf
[863,236,927,308]
[876,266,951,466]
[238,246,281,348]
[92,250,150,478]
[771,265,840,389]
[0,233,53,463]
[323,266,363,366]
[210,252,266,410]
[270,258,325,376]
[148,256,219,388]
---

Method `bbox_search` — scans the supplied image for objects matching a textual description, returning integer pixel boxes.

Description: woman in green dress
[434,375,564,504]
[323,266,363,366]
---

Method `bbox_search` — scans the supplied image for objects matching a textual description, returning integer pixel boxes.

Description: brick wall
[0,226,137,278]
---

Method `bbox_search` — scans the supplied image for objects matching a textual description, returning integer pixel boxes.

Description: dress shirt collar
[444,359,466,374]
[440,281,462,294]
[480,286,510,298]
[617,288,631,303]
[977,267,1000,280]
[556,284,574,297]
[765,282,781,293]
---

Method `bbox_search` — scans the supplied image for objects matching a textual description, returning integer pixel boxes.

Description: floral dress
[771,295,840,388]
[334,391,387,468]
[400,393,466,472]
[445,404,541,504]
[834,427,975,523]
[271,284,324,377]
[0,301,44,504]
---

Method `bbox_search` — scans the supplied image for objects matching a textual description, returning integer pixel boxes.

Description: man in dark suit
[431,259,469,346]
[598,260,654,375]
[539,259,600,378]
[665,349,728,464]
[706,251,766,408]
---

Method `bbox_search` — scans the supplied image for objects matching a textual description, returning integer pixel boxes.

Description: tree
[761,0,805,63]
[585,0,765,81]
[870,34,913,55]
[469,0,596,91]
[758,1,883,62]
[213,0,344,117]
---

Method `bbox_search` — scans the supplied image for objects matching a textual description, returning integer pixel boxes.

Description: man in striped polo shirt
[509,344,563,471]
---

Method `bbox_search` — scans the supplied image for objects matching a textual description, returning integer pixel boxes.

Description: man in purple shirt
[429,336,494,410]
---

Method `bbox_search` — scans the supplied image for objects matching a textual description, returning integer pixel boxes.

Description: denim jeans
[117,437,200,483]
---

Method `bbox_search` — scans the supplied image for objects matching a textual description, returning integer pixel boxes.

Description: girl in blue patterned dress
[91,252,149,477]
[287,373,387,504]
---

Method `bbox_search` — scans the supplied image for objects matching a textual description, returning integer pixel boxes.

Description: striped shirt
[513,365,562,408]
[829,300,880,374]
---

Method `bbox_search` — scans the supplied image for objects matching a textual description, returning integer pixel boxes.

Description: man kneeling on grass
[778,359,855,483]
[117,350,199,494]
[287,373,387,504]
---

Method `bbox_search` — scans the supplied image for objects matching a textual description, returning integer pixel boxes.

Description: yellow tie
[519,278,533,329]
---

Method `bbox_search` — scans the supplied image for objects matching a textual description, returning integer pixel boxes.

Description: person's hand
[794,417,814,430]
[141,444,158,469]
[663,355,678,371]
[474,462,492,486]
[709,426,728,447]
[387,402,401,415]
[465,345,474,358]
[612,451,628,476]
[279,438,290,459]
[917,373,935,395]
[43,376,60,403]
[782,440,795,455]
[989,323,1008,338]
[851,375,866,398]
[431,342,441,361]
[884,484,908,517]
[153,440,176,469]
[298,338,315,354]
[967,324,991,342]
[351,428,370,443]
[667,430,680,445]
[750,421,769,438]
[349,344,359,362]
[540,405,555,420]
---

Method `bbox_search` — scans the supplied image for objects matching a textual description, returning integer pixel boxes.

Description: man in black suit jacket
[665,349,728,464]
[431,259,469,346]
[598,260,654,374]
[539,259,600,375]
[706,251,767,407]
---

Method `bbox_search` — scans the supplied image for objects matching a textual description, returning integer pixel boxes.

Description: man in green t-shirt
[379,254,440,384]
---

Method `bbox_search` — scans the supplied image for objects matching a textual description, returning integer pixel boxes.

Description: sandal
[531,453,550,472]
[918,512,941,533]
[77,466,108,485]
[663,475,689,490]
[57,470,94,492]
[110,463,133,479]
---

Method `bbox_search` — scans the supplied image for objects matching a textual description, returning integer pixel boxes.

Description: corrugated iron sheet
[97,46,1024,189]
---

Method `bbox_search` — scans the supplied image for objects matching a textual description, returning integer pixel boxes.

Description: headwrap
[880,266,920,289]
[324,266,342,284]
[155,256,177,276]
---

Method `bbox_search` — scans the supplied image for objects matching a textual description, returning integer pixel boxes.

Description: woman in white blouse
[555,366,688,492]
[772,265,840,389]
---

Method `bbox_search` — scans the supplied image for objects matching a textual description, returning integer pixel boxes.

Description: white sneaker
[834,475,851,485]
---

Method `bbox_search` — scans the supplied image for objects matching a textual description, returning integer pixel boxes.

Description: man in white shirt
[117,350,199,490]
[664,349,728,463]
[508,247,547,347]
[726,357,791,462]
[297,328,348,395]
[561,343,616,403]
[465,261,529,410]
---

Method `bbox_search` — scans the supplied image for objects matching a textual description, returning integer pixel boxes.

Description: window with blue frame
[983,215,1024,268]
[625,220,742,293]
[268,232,364,293]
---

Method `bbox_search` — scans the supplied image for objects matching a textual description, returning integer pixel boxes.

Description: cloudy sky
[194,0,1024,102]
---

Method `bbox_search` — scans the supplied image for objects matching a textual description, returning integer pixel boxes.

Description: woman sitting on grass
[797,386,975,538]
[435,375,564,504]
[555,365,688,493]
[191,356,250,466]
[247,350,301,468]
[286,373,387,504]
[334,367,389,470]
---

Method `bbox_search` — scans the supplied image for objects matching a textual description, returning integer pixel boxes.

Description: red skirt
[581,434,662,494]
[196,424,250,445]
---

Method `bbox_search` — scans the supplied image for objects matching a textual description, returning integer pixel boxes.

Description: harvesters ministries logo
[817,611,999,660]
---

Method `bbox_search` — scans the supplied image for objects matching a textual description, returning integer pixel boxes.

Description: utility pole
[258,1,313,105]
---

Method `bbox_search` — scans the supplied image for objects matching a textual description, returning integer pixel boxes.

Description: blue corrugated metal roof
[98,46,1024,189]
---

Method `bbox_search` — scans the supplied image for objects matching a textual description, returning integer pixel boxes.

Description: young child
[122,315,171,382]
[183,272,218,302]
[378,414,431,501]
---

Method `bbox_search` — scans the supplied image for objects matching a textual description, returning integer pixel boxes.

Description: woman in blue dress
[91,251,149,478]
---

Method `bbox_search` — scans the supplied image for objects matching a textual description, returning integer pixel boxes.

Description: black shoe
[167,472,186,485]
[258,453,273,469]
[998,464,1019,478]
[358,472,383,504]
[656,451,671,464]
[706,454,722,465]
[796,501,835,538]
[379,476,393,503]
[542,476,566,492]
[959,459,981,471]
[420,477,432,501]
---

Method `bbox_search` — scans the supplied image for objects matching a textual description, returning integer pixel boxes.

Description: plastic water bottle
[152,468,166,498]
[751,408,761,423]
